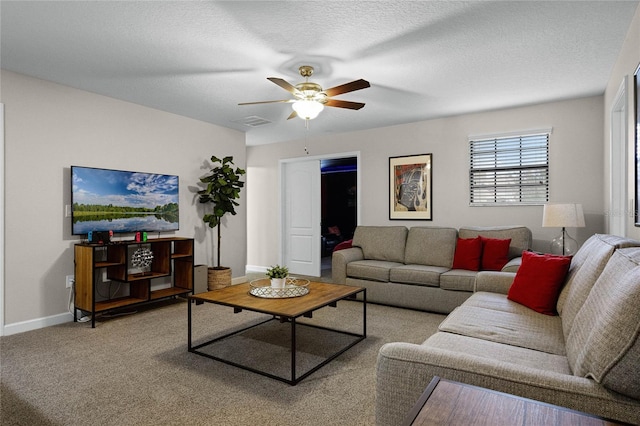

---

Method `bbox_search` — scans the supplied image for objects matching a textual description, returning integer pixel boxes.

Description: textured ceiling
[1,1,638,146]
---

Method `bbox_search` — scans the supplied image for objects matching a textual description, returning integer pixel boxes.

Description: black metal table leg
[363,288,367,338]
[188,298,192,351]
[291,317,296,384]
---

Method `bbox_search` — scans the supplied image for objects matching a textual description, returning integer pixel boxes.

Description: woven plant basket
[208,267,232,290]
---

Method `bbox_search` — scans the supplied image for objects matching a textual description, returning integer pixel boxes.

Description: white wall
[6,11,633,330]
[247,96,604,269]
[0,70,246,332]
[604,3,640,239]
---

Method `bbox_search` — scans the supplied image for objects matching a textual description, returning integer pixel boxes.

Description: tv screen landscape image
[71,166,179,235]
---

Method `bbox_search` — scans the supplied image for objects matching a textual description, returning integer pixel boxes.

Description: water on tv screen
[71,166,179,235]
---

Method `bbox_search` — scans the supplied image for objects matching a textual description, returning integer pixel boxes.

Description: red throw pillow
[333,239,353,252]
[452,237,482,271]
[507,251,572,315]
[480,237,511,271]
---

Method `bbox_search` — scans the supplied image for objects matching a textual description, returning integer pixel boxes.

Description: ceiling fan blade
[324,99,366,110]
[324,79,370,97]
[287,110,298,120]
[267,77,299,94]
[238,99,292,105]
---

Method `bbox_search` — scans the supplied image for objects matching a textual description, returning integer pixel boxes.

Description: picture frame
[389,153,432,220]
[635,63,640,226]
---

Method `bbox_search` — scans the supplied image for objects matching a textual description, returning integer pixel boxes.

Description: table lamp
[542,203,585,255]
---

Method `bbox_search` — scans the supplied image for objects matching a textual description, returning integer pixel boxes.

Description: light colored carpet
[1,295,445,426]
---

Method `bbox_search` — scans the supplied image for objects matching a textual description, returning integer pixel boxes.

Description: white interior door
[282,160,321,277]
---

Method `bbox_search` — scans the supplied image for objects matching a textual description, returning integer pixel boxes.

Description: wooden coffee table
[187,281,366,385]
[404,376,623,425]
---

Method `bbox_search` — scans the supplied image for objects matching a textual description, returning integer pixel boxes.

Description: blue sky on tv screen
[72,167,178,208]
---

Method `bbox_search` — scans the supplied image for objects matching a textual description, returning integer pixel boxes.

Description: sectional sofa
[332,225,532,313]
[375,233,640,425]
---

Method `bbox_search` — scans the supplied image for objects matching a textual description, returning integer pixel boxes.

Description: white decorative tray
[249,277,310,298]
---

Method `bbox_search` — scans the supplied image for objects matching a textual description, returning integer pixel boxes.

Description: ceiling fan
[239,65,370,121]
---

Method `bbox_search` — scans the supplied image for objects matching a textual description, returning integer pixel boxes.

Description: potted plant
[197,155,245,289]
[266,264,289,288]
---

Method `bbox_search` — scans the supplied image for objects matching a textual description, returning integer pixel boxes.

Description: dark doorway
[320,157,357,266]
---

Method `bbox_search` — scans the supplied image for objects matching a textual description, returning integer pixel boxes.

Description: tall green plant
[197,155,245,267]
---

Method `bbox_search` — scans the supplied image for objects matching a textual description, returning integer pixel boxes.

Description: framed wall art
[635,63,640,226]
[389,153,432,220]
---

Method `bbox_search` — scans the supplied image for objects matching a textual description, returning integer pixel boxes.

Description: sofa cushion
[404,226,457,267]
[352,226,407,263]
[557,234,639,338]
[566,248,640,399]
[501,257,522,273]
[440,269,477,292]
[480,236,511,271]
[475,271,517,294]
[507,251,571,316]
[464,291,533,314]
[452,237,482,271]
[346,259,403,282]
[423,332,572,375]
[389,264,448,287]
[439,305,566,355]
[459,226,532,259]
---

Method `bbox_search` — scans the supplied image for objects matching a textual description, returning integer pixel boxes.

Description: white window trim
[468,128,553,142]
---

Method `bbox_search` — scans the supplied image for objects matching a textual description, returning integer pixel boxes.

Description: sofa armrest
[375,342,639,426]
[331,247,364,284]
[474,271,516,294]
[501,256,522,273]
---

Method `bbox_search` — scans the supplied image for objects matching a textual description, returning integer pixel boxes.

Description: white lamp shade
[292,100,324,120]
[542,203,585,228]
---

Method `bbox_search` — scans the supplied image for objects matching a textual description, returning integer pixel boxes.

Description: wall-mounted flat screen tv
[71,166,179,236]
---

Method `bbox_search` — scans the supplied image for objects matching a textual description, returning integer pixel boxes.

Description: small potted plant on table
[266,265,289,288]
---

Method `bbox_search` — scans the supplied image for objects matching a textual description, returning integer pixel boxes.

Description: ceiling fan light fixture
[292,99,324,120]
[240,65,369,122]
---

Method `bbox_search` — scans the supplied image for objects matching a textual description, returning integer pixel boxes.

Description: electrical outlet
[66,275,74,288]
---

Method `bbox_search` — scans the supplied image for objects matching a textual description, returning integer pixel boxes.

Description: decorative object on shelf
[131,247,154,275]
[249,277,309,298]
[197,155,246,290]
[389,154,432,220]
[542,203,586,255]
[266,264,289,288]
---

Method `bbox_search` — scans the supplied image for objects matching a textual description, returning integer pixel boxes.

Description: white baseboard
[3,312,73,336]
[3,276,256,336]
[246,265,268,274]
[232,275,247,285]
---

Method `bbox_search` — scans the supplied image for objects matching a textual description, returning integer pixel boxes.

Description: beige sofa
[332,225,532,314]
[375,234,640,425]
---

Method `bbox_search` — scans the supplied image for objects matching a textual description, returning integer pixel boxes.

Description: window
[469,130,549,205]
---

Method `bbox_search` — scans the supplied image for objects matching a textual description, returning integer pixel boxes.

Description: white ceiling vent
[233,116,272,127]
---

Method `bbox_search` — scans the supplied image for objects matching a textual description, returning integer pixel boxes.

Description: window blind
[469,132,549,205]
